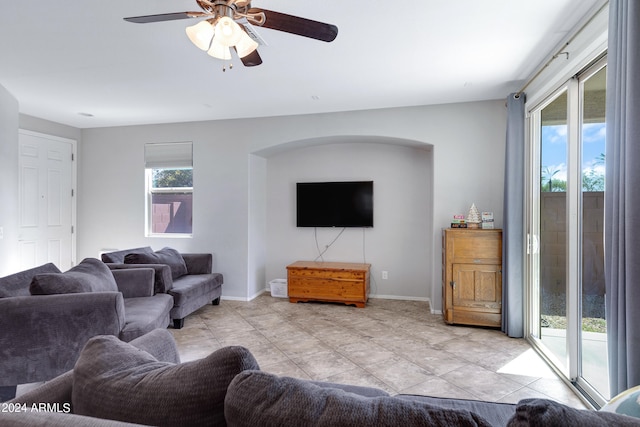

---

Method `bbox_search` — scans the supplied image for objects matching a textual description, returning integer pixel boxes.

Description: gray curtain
[502,93,525,338]
[605,0,640,396]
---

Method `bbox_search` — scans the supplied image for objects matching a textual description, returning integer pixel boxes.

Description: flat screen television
[296,181,373,227]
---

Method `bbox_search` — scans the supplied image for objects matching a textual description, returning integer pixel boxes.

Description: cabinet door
[452,263,502,311]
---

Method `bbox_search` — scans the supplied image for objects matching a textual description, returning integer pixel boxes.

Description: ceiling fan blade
[237,49,263,67]
[124,12,208,24]
[247,8,338,42]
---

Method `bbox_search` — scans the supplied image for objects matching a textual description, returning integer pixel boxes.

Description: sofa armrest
[0,292,126,386]
[128,328,181,364]
[7,330,179,408]
[106,263,173,294]
[112,268,154,298]
[181,253,212,274]
[7,370,73,408]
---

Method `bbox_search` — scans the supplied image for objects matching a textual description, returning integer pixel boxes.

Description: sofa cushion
[224,370,493,427]
[507,398,640,426]
[30,258,118,295]
[309,379,390,398]
[398,394,516,427]
[72,335,260,427]
[170,273,222,306]
[124,247,187,279]
[120,294,173,342]
[0,263,61,298]
[101,247,154,264]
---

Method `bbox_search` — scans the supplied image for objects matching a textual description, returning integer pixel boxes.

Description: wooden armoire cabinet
[442,228,502,327]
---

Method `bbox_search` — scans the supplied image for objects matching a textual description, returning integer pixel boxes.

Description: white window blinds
[144,142,193,169]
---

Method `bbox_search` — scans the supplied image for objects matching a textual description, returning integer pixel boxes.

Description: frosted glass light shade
[186,20,214,51]
[235,30,258,58]
[207,38,232,60]
[188,16,256,61]
[214,16,243,46]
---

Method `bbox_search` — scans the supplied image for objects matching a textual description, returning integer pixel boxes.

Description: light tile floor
[170,293,588,409]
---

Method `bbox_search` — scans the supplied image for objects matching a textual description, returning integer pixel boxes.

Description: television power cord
[314,227,346,262]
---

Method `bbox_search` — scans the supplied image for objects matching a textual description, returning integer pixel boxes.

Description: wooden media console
[286,261,371,308]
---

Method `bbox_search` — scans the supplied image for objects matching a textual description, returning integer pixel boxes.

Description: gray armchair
[0,260,173,401]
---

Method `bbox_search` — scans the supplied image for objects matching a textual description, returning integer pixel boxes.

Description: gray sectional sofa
[0,259,172,401]
[101,247,223,329]
[4,329,640,426]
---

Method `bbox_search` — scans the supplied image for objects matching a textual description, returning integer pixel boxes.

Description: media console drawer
[286,261,371,308]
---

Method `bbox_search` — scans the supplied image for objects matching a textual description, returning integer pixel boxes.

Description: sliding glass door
[527,58,609,406]
[579,64,608,400]
[533,88,569,374]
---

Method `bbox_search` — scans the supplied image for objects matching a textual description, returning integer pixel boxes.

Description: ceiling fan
[124,0,338,68]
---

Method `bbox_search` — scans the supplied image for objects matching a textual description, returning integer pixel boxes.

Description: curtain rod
[514,1,609,99]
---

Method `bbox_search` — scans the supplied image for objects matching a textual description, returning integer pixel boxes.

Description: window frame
[144,141,193,238]
[145,167,193,238]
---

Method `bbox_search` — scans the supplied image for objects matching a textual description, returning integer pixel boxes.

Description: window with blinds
[144,142,193,236]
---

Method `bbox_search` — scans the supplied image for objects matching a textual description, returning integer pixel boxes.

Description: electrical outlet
[382,270,388,280]
[0,226,3,240]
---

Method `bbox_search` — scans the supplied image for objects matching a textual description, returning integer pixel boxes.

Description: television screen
[296,181,373,227]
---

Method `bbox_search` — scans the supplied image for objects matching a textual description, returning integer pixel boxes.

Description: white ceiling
[0,0,603,129]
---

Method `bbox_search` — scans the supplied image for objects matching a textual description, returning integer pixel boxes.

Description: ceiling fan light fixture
[185,20,214,50]
[235,31,259,58]
[213,16,243,46]
[207,38,232,60]
[125,2,339,68]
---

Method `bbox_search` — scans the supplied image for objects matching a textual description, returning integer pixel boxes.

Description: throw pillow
[507,398,640,426]
[72,335,260,427]
[29,258,118,295]
[124,247,188,279]
[224,370,493,427]
[101,246,154,264]
[0,262,61,298]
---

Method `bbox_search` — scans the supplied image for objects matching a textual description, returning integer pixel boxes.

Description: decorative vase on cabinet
[442,228,502,327]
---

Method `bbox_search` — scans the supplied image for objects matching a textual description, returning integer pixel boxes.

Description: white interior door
[18,131,75,271]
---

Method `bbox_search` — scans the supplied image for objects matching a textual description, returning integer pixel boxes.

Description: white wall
[79,121,253,299]
[19,114,82,144]
[248,154,267,299]
[264,140,432,300]
[0,84,19,275]
[77,100,506,311]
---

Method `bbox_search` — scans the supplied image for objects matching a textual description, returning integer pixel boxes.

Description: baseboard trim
[249,289,442,315]
[368,294,429,302]
[249,288,268,300]
[224,288,268,302]
[220,295,247,302]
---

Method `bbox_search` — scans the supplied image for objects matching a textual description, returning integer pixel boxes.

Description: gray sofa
[0,259,172,401]
[102,247,223,329]
[5,329,640,427]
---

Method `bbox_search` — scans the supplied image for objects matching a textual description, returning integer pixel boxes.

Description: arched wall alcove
[248,135,435,306]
